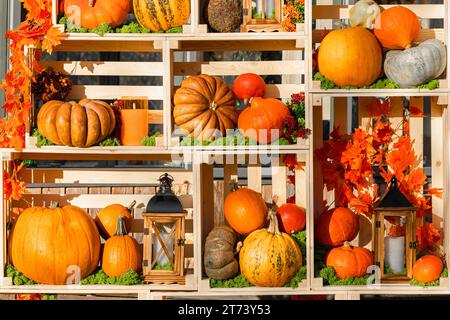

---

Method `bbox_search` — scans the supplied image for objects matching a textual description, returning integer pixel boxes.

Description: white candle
[153,223,174,267]
[384,236,406,274]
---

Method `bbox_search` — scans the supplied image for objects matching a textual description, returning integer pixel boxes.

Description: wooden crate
[309,1,449,93]
[51,0,197,34]
[0,160,198,294]
[169,38,308,149]
[310,94,450,292]
[26,40,170,150]
[194,150,311,294]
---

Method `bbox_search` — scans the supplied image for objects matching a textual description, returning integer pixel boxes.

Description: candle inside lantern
[384,236,406,274]
[120,104,148,146]
[152,223,174,267]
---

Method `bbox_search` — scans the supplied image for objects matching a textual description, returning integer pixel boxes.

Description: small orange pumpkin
[315,207,359,247]
[412,255,443,283]
[326,242,374,279]
[374,6,421,49]
[102,215,143,277]
[95,201,135,240]
[238,97,291,144]
[224,183,268,235]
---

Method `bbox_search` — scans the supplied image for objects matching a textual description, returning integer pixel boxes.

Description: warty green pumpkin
[133,0,190,32]
[239,210,302,287]
[384,39,447,88]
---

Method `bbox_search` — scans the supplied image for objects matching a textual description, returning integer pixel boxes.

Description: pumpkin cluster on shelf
[9,201,143,285]
[317,2,447,89]
[205,182,306,287]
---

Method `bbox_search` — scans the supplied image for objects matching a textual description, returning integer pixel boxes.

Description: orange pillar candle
[120,108,148,146]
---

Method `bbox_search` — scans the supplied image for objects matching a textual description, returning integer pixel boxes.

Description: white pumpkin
[384,39,447,88]
[349,0,380,29]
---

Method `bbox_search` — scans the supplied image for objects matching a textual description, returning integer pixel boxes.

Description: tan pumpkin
[173,74,239,141]
[204,225,239,280]
[318,26,382,87]
[37,99,116,148]
[102,215,143,277]
[133,0,190,32]
[95,201,136,240]
[9,202,101,285]
[239,211,302,287]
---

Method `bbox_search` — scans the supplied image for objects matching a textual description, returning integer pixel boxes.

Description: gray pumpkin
[384,39,447,88]
[204,225,239,280]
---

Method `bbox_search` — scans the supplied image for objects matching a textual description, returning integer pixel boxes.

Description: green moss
[116,22,150,34]
[384,262,406,276]
[154,262,173,271]
[285,266,307,288]
[410,268,448,287]
[319,266,370,286]
[180,131,256,147]
[6,264,36,286]
[98,137,121,147]
[314,72,439,90]
[210,274,253,288]
[89,23,114,36]
[292,230,307,258]
[141,131,162,147]
[32,128,54,148]
[80,269,143,285]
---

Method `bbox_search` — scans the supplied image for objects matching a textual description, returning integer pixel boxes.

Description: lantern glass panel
[151,221,176,271]
[383,215,407,276]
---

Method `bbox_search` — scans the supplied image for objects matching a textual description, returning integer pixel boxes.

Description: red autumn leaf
[409,106,424,117]
[366,98,391,117]
[389,225,405,237]
[427,188,443,199]
[416,222,441,251]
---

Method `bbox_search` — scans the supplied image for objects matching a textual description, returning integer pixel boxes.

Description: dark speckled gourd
[239,210,302,287]
[204,225,239,280]
[384,39,447,88]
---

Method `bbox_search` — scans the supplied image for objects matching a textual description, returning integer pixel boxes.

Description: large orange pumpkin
[102,215,143,277]
[173,74,239,141]
[37,99,116,148]
[64,0,131,29]
[315,207,359,247]
[133,0,190,32]
[224,184,268,235]
[238,97,291,144]
[95,201,135,240]
[412,255,443,283]
[326,242,374,279]
[318,26,382,87]
[239,211,302,287]
[374,6,421,49]
[9,203,101,285]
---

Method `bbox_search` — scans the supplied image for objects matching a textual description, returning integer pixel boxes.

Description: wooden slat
[40,61,164,76]
[200,61,304,76]
[265,84,305,99]
[247,164,262,193]
[54,40,159,52]
[271,157,288,207]
[313,4,445,19]
[177,40,300,52]
[295,161,307,208]
[68,85,164,100]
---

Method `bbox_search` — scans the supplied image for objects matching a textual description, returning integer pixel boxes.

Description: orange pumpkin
[412,255,443,283]
[277,203,306,234]
[9,203,100,285]
[102,215,143,277]
[238,97,291,144]
[315,207,359,247]
[95,201,135,240]
[318,26,382,87]
[224,184,268,235]
[326,242,374,279]
[64,0,132,29]
[374,6,421,49]
[133,0,190,32]
[232,73,266,100]
[173,74,239,141]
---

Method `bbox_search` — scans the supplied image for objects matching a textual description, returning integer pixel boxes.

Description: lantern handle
[159,173,174,183]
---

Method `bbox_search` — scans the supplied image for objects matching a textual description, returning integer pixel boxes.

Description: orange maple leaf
[427,188,443,199]
[366,98,391,117]
[41,27,61,54]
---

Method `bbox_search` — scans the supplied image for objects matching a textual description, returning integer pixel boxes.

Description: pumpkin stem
[210,101,218,111]
[49,201,59,209]
[127,200,137,211]
[229,180,239,192]
[115,215,128,236]
[88,0,95,7]
[267,209,281,235]
[343,241,351,247]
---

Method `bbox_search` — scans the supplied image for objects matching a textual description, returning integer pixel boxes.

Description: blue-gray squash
[384,39,447,88]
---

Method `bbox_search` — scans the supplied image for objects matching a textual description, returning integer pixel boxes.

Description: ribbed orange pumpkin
[64,0,131,29]
[239,211,302,287]
[315,207,359,247]
[173,74,238,141]
[37,99,116,148]
[318,26,382,87]
[374,6,421,49]
[224,184,268,235]
[102,215,143,277]
[326,242,374,279]
[9,203,101,285]
[412,255,443,283]
[238,97,291,144]
[133,0,190,32]
[95,201,135,240]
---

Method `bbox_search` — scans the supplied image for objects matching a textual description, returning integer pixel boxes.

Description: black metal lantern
[146,173,184,213]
